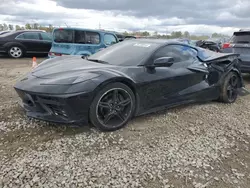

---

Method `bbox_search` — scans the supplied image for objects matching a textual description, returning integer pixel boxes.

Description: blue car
[48,28,118,58]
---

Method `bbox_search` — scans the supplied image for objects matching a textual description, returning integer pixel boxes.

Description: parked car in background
[49,28,118,58]
[123,35,136,40]
[113,32,136,42]
[196,40,222,52]
[114,33,125,42]
[0,30,52,58]
[208,37,230,48]
[222,30,250,73]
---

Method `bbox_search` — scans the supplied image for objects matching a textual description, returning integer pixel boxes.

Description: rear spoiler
[198,53,240,64]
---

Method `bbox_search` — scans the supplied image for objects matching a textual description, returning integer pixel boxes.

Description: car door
[16,32,42,53]
[138,44,208,111]
[39,32,52,52]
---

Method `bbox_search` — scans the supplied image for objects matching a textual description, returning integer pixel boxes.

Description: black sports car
[14,39,245,131]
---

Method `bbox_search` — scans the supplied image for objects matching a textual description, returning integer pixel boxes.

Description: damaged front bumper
[15,89,93,125]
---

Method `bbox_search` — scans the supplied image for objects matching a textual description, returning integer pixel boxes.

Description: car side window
[22,32,40,40]
[40,32,52,41]
[104,34,117,45]
[54,29,74,43]
[85,31,100,44]
[153,45,197,63]
[16,34,24,39]
[75,30,86,44]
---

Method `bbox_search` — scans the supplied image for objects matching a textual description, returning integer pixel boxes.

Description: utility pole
[99,22,101,30]
[64,23,68,27]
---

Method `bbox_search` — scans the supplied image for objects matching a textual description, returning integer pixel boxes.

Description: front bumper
[15,89,93,125]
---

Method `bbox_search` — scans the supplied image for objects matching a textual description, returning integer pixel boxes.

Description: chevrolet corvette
[14,39,245,131]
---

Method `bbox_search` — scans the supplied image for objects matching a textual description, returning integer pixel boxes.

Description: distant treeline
[0,23,54,32]
[0,23,229,40]
[122,31,230,40]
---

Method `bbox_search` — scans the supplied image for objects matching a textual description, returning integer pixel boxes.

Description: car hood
[32,56,115,79]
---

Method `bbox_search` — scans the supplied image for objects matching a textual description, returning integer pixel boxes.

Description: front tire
[219,72,239,103]
[8,46,23,58]
[89,82,135,131]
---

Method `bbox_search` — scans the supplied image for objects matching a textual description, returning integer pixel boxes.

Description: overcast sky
[1,0,249,35]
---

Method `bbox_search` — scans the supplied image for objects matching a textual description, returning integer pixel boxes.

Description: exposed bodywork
[14,39,246,131]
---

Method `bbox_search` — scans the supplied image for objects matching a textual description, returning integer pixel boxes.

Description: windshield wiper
[87,59,109,64]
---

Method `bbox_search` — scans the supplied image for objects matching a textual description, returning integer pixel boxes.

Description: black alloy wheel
[226,74,239,102]
[89,82,135,131]
[219,72,239,103]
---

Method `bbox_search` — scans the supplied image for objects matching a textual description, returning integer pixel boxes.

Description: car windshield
[230,32,250,44]
[88,40,160,66]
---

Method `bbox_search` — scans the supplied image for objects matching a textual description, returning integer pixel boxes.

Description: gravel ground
[0,57,250,188]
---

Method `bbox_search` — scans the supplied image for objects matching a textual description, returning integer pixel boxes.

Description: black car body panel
[0,30,51,55]
[14,39,244,124]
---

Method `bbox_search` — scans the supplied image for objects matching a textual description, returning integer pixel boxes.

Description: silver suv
[222,30,250,73]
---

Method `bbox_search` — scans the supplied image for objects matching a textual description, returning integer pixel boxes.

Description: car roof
[238,29,250,32]
[53,27,116,35]
[17,30,46,32]
[234,29,250,34]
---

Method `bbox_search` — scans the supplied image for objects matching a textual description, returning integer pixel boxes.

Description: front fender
[90,74,140,115]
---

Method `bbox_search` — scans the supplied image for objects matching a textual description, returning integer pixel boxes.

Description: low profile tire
[8,46,23,58]
[219,72,239,103]
[89,82,136,131]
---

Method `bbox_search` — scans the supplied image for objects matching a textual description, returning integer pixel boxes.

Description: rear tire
[89,82,135,131]
[219,72,239,103]
[8,46,24,58]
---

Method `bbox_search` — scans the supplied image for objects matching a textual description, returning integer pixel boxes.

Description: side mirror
[152,57,174,67]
